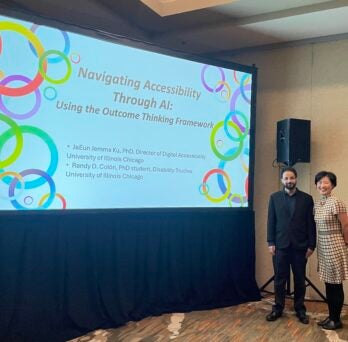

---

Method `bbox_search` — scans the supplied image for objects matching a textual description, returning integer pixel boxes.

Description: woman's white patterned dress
[314,195,348,284]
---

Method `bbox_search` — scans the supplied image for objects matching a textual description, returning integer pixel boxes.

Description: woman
[314,171,348,330]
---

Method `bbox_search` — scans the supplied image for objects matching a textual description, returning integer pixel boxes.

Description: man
[266,167,316,324]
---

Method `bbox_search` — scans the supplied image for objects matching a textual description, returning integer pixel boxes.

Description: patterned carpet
[69,296,348,342]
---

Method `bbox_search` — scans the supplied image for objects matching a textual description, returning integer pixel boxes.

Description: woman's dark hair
[281,167,297,178]
[314,171,337,187]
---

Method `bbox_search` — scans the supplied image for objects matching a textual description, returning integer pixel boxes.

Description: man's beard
[284,183,296,190]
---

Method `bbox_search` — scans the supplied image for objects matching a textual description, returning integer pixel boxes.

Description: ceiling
[1,0,348,58]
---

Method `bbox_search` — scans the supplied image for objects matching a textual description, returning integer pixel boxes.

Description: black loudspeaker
[276,118,310,166]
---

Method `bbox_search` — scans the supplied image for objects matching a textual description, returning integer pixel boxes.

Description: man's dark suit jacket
[267,189,316,250]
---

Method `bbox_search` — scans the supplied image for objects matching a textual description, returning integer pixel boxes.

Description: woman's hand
[306,248,314,258]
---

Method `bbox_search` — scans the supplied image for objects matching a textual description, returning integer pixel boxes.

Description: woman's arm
[338,212,348,244]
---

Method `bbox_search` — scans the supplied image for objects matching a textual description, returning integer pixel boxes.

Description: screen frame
[0,5,257,214]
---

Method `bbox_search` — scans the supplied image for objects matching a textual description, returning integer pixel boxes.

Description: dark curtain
[0,209,260,341]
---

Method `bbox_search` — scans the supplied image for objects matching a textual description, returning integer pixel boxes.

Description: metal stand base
[259,275,326,302]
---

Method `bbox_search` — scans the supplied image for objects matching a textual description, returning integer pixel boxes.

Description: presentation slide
[0,14,254,210]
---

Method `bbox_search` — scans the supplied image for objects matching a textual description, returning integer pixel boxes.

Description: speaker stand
[259,275,326,302]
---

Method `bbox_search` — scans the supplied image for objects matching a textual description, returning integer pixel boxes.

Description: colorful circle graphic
[0,125,58,188]
[0,171,25,200]
[0,113,23,168]
[70,52,81,64]
[224,110,249,142]
[202,168,231,203]
[0,21,47,97]
[39,49,72,84]
[199,183,209,195]
[240,73,251,104]
[24,196,34,205]
[43,86,57,101]
[228,193,244,207]
[201,65,225,93]
[8,168,56,210]
[230,83,252,133]
[240,147,249,173]
[29,25,70,63]
[217,148,249,205]
[233,71,251,85]
[39,192,66,209]
[210,120,243,161]
[0,74,42,120]
[214,81,231,102]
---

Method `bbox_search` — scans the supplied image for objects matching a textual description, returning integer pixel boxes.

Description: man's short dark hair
[281,167,297,178]
[314,171,337,187]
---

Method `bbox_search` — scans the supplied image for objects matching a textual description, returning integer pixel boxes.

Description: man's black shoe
[296,312,309,324]
[266,311,282,321]
[322,319,343,330]
[317,316,330,326]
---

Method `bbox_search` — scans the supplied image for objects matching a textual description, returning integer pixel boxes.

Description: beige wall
[230,39,348,301]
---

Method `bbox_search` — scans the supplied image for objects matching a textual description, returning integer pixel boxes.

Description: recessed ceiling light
[140,0,238,17]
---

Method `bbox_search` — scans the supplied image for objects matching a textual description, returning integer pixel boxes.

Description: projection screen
[0,14,256,210]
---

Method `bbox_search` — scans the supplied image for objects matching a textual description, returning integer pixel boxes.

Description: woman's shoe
[317,316,330,326]
[322,319,343,330]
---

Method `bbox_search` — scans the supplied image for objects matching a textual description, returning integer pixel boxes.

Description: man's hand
[268,245,275,256]
[305,248,314,258]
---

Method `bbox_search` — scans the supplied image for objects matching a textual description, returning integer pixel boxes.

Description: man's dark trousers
[273,247,307,314]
